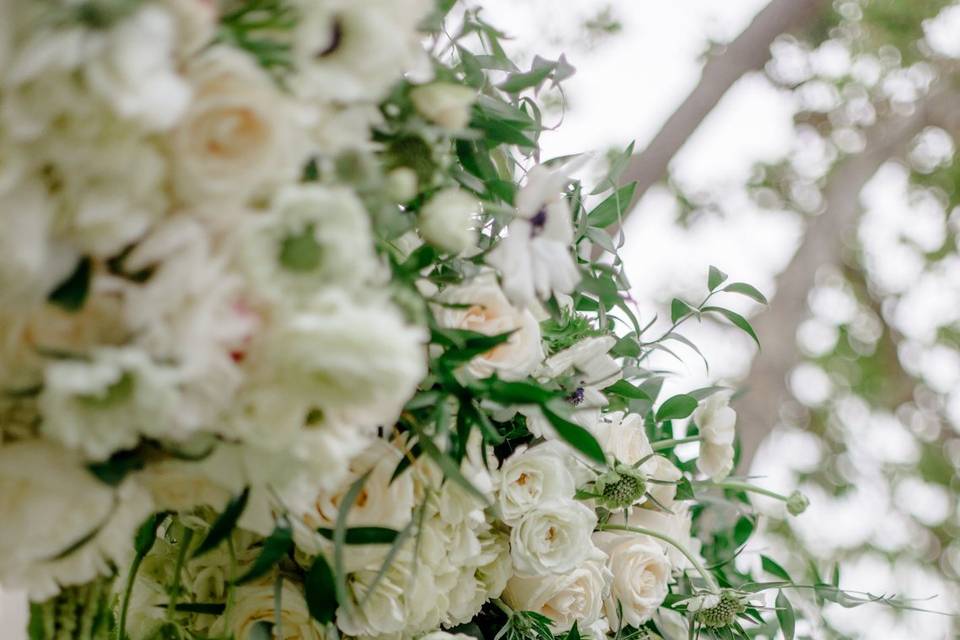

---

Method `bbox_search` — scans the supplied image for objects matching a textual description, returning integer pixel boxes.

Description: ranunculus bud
[786,490,809,516]
[410,82,477,130]
[386,167,419,203]
[419,188,479,254]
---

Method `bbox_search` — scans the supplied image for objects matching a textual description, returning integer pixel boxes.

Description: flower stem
[650,435,701,451]
[702,480,787,502]
[492,598,513,616]
[599,523,719,594]
[167,526,194,620]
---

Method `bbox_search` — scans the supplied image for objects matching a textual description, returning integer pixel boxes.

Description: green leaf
[304,555,338,624]
[707,265,728,291]
[566,621,581,640]
[603,379,652,401]
[761,555,793,582]
[776,590,796,640]
[416,433,492,506]
[733,515,755,546]
[476,378,556,405]
[670,298,693,323]
[234,518,293,584]
[27,602,45,640]
[655,394,698,422]
[497,62,555,93]
[586,183,636,228]
[86,448,145,486]
[160,602,227,615]
[702,306,760,348]
[722,282,768,304]
[134,513,164,556]
[315,527,399,545]
[48,256,92,311]
[193,488,250,558]
[440,331,515,366]
[541,403,606,465]
[675,476,695,501]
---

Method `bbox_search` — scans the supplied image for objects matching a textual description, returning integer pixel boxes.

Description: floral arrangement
[0,1,918,640]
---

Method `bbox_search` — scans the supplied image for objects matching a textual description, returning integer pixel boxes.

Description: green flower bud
[693,590,748,630]
[786,490,809,516]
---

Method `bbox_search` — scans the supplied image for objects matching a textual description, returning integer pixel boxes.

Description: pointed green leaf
[304,555,338,624]
[722,282,768,304]
[497,63,555,93]
[315,527,399,545]
[193,488,250,557]
[761,555,793,582]
[603,380,652,402]
[702,306,760,348]
[707,265,728,291]
[776,590,796,640]
[541,403,606,465]
[234,518,293,584]
[655,394,698,422]
[670,298,693,324]
[586,183,637,228]
[48,256,92,311]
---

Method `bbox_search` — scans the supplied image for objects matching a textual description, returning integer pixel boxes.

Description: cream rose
[419,187,479,254]
[593,531,671,627]
[210,578,325,640]
[435,276,543,380]
[410,82,477,130]
[693,393,736,481]
[170,46,305,205]
[503,551,611,631]
[510,498,598,576]
[627,505,703,572]
[497,444,576,525]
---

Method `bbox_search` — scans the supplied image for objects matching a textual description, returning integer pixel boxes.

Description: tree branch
[735,86,958,469]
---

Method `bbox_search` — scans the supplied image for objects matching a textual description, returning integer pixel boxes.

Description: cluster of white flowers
[0,3,782,640]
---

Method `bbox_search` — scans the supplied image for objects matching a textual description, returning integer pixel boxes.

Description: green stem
[492,598,513,616]
[650,435,701,451]
[167,527,195,621]
[117,554,144,640]
[703,480,788,502]
[599,523,719,594]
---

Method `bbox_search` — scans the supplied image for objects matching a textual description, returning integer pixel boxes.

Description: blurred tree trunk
[736,87,959,469]
[617,0,828,210]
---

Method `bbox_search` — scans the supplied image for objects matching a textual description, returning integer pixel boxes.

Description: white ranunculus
[85,5,191,130]
[242,184,379,303]
[486,165,580,307]
[419,187,479,254]
[0,440,153,600]
[510,498,599,576]
[39,347,186,461]
[593,531,671,627]
[503,550,611,632]
[210,578,326,640]
[289,0,432,103]
[435,276,543,380]
[497,443,576,525]
[627,504,703,572]
[170,46,306,205]
[693,393,736,481]
[253,289,427,430]
[410,82,477,130]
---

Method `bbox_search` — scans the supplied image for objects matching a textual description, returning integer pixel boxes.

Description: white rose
[253,289,427,430]
[693,393,736,481]
[503,551,611,631]
[0,440,153,600]
[210,578,325,640]
[497,444,576,525]
[419,187,479,254]
[410,82,476,130]
[435,276,543,380]
[627,505,703,572]
[170,46,305,205]
[510,498,598,576]
[593,531,671,627]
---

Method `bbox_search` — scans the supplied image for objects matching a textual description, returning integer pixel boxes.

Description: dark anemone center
[529,206,548,237]
[567,387,585,406]
[316,18,344,58]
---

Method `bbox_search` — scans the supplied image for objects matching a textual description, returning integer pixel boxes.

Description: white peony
[486,165,581,308]
[410,82,477,130]
[419,187,479,254]
[497,443,577,525]
[510,498,599,576]
[210,578,326,640]
[435,276,543,380]
[593,531,671,628]
[503,549,611,632]
[0,440,153,600]
[693,393,737,481]
[39,347,187,461]
[170,46,306,205]
[241,184,379,304]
